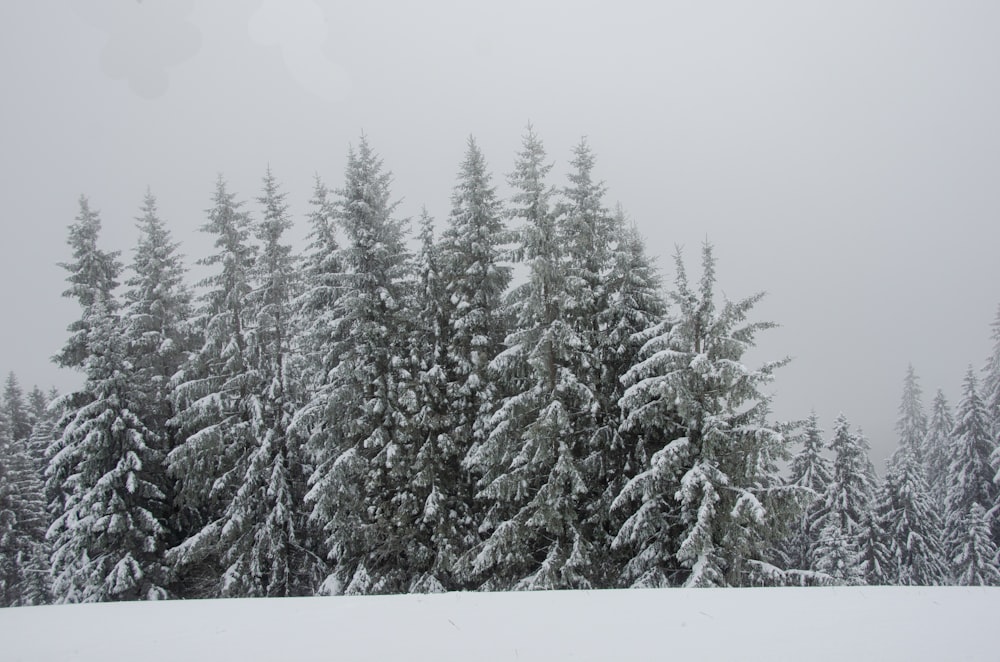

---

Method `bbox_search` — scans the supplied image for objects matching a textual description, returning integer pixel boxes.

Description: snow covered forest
[2,129,1000,606]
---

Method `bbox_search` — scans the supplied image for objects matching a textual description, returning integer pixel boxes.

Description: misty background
[1,0,998,467]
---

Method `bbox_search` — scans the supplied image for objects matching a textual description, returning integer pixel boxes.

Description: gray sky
[2,1,999,467]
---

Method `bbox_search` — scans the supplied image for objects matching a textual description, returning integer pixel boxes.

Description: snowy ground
[2,586,996,661]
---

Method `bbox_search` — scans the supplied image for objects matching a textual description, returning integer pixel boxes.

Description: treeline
[0,129,998,606]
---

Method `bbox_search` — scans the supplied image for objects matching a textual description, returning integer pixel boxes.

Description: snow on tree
[923,390,954,508]
[294,175,341,389]
[613,242,790,588]
[812,415,876,584]
[166,177,260,598]
[983,303,1000,443]
[0,375,52,606]
[55,196,122,370]
[438,136,512,480]
[586,210,667,587]
[466,128,600,590]
[47,299,169,602]
[856,508,893,586]
[875,367,947,585]
[784,411,832,571]
[120,190,194,585]
[302,137,419,595]
[286,176,342,590]
[208,167,312,597]
[122,189,194,435]
[953,503,1000,586]
[945,367,998,572]
[404,209,474,592]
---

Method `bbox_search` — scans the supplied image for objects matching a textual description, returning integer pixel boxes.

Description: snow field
[2,586,997,661]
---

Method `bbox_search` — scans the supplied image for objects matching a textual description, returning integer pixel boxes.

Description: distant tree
[813,415,876,584]
[983,304,1000,442]
[923,390,954,508]
[785,411,832,571]
[613,243,790,587]
[877,367,947,585]
[0,375,52,605]
[944,368,998,572]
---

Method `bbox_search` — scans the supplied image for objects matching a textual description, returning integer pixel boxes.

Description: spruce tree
[587,211,666,587]
[287,176,341,590]
[0,375,52,605]
[466,128,599,590]
[55,196,122,370]
[405,210,473,592]
[785,411,832,571]
[167,177,259,597]
[944,368,998,574]
[48,300,169,602]
[983,303,1000,443]
[613,243,790,587]
[304,138,418,595]
[813,415,876,584]
[953,503,1000,586]
[438,136,511,483]
[923,390,954,508]
[878,367,947,585]
[121,190,194,577]
[213,168,308,597]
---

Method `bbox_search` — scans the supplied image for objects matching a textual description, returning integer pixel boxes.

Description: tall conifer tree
[613,243,789,587]
[304,138,418,595]
[167,177,259,597]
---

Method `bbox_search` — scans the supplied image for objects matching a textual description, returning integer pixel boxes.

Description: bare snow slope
[2,586,996,661]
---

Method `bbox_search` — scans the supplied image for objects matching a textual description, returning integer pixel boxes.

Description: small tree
[785,412,832,571]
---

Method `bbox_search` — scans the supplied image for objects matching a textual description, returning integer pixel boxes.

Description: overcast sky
[2,1,999,466]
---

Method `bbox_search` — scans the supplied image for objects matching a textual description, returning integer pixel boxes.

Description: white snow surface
[2,586,996,661]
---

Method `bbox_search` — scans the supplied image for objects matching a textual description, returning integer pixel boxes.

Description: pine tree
[466,128,599,590]
[923,390,954,507]
[48,300,169,602]
[438,136,511,490]
[944,368,997,574]
[785,411,832,571]
[55,196,122,370]
[953,503,1000,586]
[122,190,193,432]
[813,415,876,583]
[878,367,947,585]
[983,303,1000,443]
[586,211,666,587]
[856,508,893,585]
[0,374,52,605]
[304,138,418,595]
[613,243,790,587]
[121,190,194,575]
[399,210,469,592]
[287,175,341,590]
[167,177,259,598]
[212,168,308,597]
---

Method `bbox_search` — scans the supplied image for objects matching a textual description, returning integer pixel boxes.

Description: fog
[2,1,999,466]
